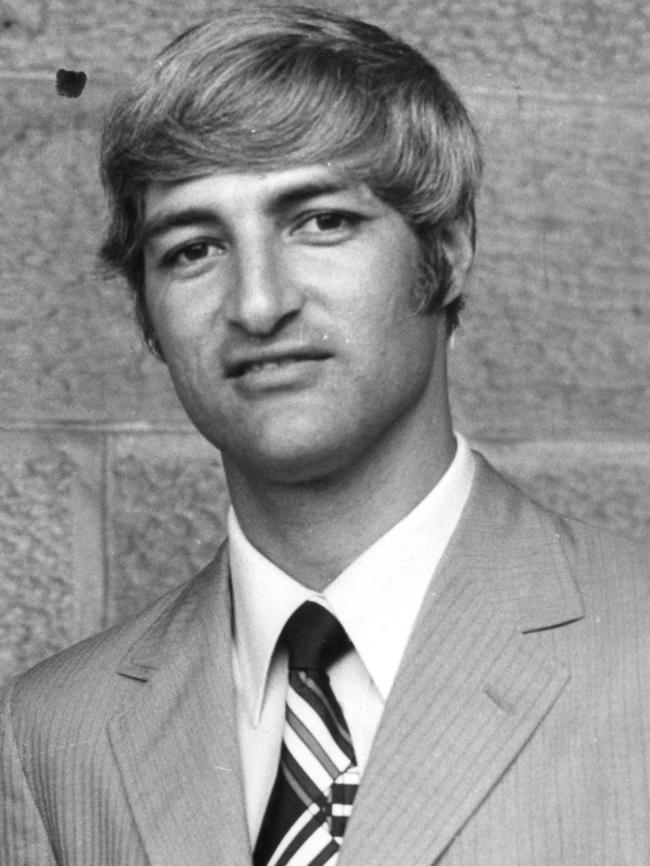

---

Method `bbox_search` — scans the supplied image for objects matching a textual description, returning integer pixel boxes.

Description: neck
[224,402,456,593]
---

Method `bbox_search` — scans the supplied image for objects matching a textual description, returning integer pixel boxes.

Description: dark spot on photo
[56,69,87,98]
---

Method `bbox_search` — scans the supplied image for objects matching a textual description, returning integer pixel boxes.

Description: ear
[440,218,474,305]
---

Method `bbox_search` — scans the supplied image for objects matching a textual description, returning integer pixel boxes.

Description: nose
[225,230,303,336]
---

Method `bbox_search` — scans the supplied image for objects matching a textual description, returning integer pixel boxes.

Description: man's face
[142,164,449,484]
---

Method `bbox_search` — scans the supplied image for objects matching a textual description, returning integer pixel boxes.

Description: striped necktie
[253,601,359,866]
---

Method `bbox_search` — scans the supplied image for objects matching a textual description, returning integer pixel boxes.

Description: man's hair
[100,4,483,357]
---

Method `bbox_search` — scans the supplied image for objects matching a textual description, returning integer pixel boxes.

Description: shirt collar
[230,434,475,726]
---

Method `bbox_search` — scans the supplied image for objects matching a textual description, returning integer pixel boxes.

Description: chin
[221,433,363,486]
[242,450,342,485]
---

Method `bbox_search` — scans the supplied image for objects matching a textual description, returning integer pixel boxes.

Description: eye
[161,239,223,270]
[311,212,348,231]
[174,241,215,263]
[295,210,361,241]
[183,242,210,260]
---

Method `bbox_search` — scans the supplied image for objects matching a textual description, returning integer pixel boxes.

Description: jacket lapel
[108,544,251,866]
[339,457,584,866]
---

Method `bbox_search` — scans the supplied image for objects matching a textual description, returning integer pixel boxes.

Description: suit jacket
[2,455,650,865]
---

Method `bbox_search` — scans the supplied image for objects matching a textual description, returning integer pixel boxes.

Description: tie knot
[282,601,351,671]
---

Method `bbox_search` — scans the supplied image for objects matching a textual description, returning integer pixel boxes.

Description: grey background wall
[1,0,648,686]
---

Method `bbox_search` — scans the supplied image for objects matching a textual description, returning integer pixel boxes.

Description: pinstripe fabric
[2,456,650,865]
[1,552,251,866]
[336,459,650,866]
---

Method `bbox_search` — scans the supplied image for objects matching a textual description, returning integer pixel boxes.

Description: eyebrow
[272,180,352,209]
[142,208,220,244]
[142,179,358,244]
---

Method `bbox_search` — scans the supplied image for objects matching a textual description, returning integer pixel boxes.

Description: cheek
[145,267,216,334]
[148,303,216,405]
[146,285,207,362]
[353,268,424,353]
[344,299,436,406]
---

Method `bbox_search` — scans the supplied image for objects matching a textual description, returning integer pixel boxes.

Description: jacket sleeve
[0,681,59,866]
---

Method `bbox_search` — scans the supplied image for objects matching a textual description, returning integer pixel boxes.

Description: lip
[225,346,333,378]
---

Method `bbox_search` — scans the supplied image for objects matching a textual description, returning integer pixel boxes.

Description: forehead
[143,163,378,225]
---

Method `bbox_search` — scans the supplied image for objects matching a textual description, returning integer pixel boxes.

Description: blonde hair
[100,5,482,355]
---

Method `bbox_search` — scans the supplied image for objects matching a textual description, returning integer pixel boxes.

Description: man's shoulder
[473,452,649,605]
[2,579,187,724]
[2,543,230,729]
[1,546,231,796]
[6,539,229,700]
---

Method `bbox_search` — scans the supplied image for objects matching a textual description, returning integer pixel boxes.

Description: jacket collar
[110,544,252,866]
[464,453,584,633]
[338,455,583,865]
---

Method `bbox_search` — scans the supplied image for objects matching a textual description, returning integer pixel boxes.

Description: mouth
[226,351,331,378]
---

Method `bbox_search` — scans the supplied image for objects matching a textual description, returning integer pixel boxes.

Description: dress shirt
[229,434,476,843]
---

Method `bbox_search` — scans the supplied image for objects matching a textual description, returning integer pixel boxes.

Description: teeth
[243,358,298,374]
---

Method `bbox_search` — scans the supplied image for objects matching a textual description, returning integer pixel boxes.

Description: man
[2,5,649,865]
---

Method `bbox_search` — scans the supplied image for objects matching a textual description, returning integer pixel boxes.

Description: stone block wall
[1,0,648,685]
